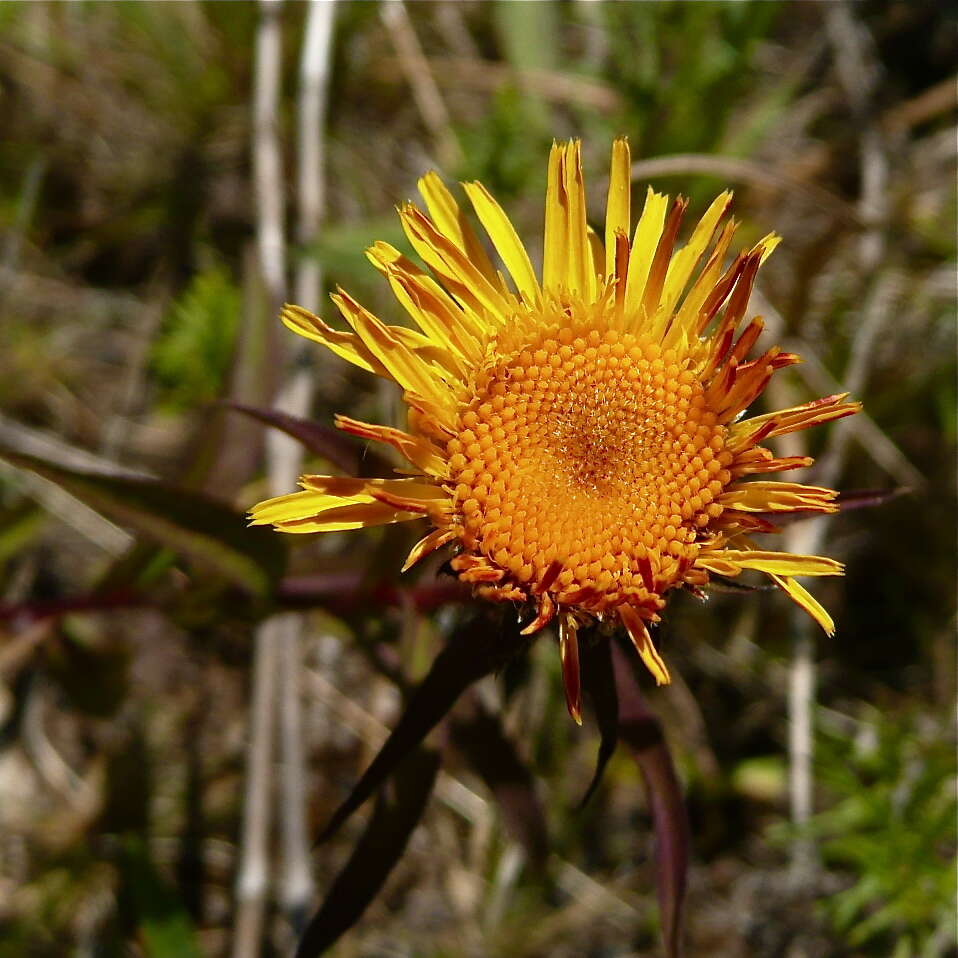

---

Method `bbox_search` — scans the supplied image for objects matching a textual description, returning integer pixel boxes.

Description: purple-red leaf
[578,634,619,808]
[0,448,285,597]
[317,612,531,844]
[612,638,689,958]
[219,401,391,476]
[450,691,549,867]
[836,486,907,511]
[295,748,440,958]
[748,486,904,530]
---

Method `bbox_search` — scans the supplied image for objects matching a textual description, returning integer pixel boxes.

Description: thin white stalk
[253,0,287,312]
[233,613,281,958]
[234,3,286,956]
[275,0,337,936]
[295,0,334,312]
[786,0,892,897]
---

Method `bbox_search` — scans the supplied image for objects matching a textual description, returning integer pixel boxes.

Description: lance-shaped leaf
[318,612,531,843]
[295,748,440,958]
[748,486,905,530]
[450,691,549,867]
[220,401,393,476]
[578,633,619,808]
[0,448,285,597]
[836,486,907,512]
[612,638,689,958]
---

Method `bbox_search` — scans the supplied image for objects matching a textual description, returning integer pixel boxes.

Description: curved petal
[697,549,843,577]
[717,481,838,514]
[620,604,671,686]
[623,188,668,320]
[771,573,836,636]
[605,137,631,280]
[281,305,389,377]
[418,171,502,289]
[249,484,421,533]
[462,181,541,306]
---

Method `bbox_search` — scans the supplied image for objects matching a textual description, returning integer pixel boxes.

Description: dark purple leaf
[748,486,904,530]
[612,639,689,958]
[578,634,619,808]
[450,691,549,867]
[836,486,907,511]
[0,448,285,597]
[295,748,440,958]
[219,401,392,476]
[318,612,531,844]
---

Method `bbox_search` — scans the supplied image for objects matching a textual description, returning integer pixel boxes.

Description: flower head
[251,139,859,721]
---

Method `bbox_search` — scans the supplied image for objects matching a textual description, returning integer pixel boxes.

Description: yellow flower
[251,139,859,720]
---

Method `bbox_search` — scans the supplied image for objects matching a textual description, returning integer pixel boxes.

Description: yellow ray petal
[642,196,688,331]
[697,549,843,577]
[331,289,457,419]
[770,573,835,636]
[402,527,457,572]
[660,190,733,320]
[249,486,419,533]
[730,394,861,448]
[300,475,450,517]
[541,140,594,299]
[389,324,466,383]
[542,141,565,293]
[730,450,813,478]
[558,613,582,725]
[668,218,739,346]
[752,231,781,264]
[366,242,487,358]
[399,203,514,324]
[335,414,448,477]
[620,604,671,685]
[462,180,541,306]
[361,479,452,517]
[281,305,388,377]
[605,137,631,279]
[717,481,838,513]
[586,226,605,286]
[623,187,669,319]
[563,140,595,300]
[418,171,503,288]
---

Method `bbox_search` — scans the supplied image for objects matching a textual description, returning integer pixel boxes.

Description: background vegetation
[0,2,954,956]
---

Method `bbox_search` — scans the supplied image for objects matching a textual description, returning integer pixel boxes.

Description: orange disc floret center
[445,318,734,615]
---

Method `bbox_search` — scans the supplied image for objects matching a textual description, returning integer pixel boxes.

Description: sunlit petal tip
[752,231,782,263]
[402,528,457,573]
[772,573,837,635]
[619,605,671,686]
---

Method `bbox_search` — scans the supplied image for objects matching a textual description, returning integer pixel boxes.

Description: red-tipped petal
[559,615,582,725]
[520,592,556,635]
[619,605,671,686]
